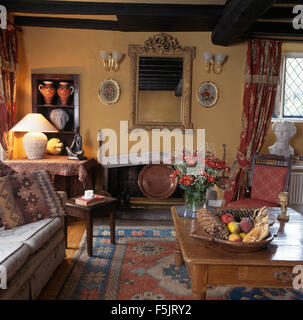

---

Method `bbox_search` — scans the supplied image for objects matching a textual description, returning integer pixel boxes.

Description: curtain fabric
[224,39,282,205]
[0,24,18,159]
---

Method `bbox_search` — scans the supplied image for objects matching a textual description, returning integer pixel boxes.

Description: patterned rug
[57,225,303,300]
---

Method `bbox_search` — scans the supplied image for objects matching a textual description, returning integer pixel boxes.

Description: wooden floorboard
[38,219,86,300]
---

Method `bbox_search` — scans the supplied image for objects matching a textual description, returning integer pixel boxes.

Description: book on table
[75,194,105,206]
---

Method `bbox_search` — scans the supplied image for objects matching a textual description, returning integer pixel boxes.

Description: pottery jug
[50,108,69,130]
[38,81,56,105]
[57,82,74,105]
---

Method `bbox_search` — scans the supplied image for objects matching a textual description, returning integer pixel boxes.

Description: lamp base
[23,132,47,159]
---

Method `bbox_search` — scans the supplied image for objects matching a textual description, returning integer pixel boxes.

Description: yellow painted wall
[15,27,247,166]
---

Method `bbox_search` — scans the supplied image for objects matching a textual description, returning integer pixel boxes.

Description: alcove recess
[31,74,79,155]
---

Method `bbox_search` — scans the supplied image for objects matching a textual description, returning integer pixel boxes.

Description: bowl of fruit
[191,206,277,253]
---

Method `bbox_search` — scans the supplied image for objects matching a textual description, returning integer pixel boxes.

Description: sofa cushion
[0,243,30,282]
[0,217,62,255]
[0,161,16,228]
[0,161,16,177]
[0,170,65,230]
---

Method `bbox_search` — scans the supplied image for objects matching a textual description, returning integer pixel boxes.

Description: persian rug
[57,225,303,300]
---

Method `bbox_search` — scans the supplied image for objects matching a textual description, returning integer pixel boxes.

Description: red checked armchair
[227,153,292,208]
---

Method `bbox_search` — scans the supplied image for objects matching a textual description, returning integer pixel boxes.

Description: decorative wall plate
[98,79,120,105]
[197,81,218,107]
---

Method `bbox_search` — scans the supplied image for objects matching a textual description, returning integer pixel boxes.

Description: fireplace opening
[107,165,184,211]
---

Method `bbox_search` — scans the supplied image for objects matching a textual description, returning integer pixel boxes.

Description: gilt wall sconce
[202,52,227,74]
[100,50,124,72]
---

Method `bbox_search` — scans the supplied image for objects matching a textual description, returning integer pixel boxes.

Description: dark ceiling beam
[14,16,119,30]
[248,21,303,37]
[261,6,299,20]
[211,0,278,46]
[276,0,303,4]
[3,0,224,17]
[117,16,216,32]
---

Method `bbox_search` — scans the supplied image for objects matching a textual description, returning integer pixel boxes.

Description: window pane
[283,57,303,118]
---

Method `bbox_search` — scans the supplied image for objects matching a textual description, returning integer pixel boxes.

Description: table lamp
[10,113,58,159]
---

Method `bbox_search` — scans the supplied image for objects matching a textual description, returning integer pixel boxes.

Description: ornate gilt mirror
[129,33,196,131]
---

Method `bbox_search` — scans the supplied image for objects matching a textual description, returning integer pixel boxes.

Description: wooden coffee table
[65,196,117,256]
[171,206,303,300]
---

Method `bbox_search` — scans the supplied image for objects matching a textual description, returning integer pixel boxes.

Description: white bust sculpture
[268,121,296,157]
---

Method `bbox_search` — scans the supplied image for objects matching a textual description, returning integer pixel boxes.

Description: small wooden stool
[64,196,117,257]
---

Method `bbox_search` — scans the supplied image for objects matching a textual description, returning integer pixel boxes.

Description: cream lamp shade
[10,113,58,159]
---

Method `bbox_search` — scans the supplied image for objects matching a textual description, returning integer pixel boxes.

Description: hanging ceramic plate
[197,81,218,107]
[98,79,120,105]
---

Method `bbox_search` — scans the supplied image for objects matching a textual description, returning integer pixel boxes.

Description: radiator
[289,172,303,205]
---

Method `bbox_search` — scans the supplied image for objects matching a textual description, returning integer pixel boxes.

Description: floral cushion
[0,170,65,230]
[250,164,288,205]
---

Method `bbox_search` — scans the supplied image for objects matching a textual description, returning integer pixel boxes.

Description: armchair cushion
[250,165,288,205]
[226,197,278,208]
[0,170,65,230]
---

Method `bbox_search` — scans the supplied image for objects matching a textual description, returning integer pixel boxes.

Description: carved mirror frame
[129,33,196,131]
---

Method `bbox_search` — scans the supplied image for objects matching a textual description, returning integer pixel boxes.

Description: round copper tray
[138,164,177,200]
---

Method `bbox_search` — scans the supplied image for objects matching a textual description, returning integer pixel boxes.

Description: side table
[64,196,117,257]
[5,155,99,197]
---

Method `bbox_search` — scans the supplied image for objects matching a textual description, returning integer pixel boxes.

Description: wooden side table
[64,196,117,256]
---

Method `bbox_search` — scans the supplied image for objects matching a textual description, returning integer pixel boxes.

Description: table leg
[110,210,115,244]
[174,239,184,266]
[190,264,207,300]
[86,213,93,257]
[64,215,68,248]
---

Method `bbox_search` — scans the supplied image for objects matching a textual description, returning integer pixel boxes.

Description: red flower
[208,160,216,168]
[208,175,215,183]
[180,175,194,186]
[216,161,223,170]
[170,169,180,179]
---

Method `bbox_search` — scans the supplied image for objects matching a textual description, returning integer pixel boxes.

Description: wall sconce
[202,52,227,74]
[100,50,123,72]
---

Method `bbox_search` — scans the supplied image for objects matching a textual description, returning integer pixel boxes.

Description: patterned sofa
[0,162,66,300]
[0,215,65,299]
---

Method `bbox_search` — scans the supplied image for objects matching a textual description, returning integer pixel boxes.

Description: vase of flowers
[171,150,230,218]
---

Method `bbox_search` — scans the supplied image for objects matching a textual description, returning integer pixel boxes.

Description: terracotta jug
[38,81,56,105]
[57,82,74,105]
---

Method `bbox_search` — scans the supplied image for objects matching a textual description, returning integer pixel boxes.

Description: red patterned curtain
[224,39,282,205]
[0,24,18,159]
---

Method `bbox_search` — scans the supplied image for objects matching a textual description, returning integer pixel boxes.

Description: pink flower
[185,156,197,166]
